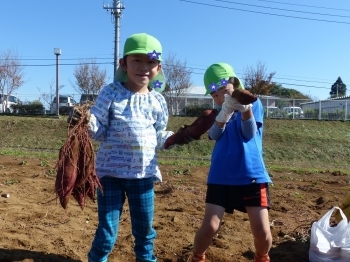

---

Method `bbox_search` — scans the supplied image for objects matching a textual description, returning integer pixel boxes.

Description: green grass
[263,119,350,168]
[0,115,349,170]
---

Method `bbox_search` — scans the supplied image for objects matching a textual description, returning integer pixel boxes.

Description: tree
[329,77,346,98]
[242,60,275,95]
[269,84,310,99]
[37,79,65,110]
[0,49,25,112]
[162,52,193,115]
[71,59,107,95]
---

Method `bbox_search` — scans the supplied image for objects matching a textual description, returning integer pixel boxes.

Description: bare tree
[71,59,107,95]
[162,52,193,115]
[37,79,64,109]
[0,49,25,112]
[242,60,275,95]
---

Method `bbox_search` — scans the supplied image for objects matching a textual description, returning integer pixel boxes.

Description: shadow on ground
[0,248,82,262]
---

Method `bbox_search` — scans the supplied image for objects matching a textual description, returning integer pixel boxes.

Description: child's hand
[230,99,253,113]
[216,95,252,123]
[67,105,91,126]
[215,95,236,123]
[224,95,252,113]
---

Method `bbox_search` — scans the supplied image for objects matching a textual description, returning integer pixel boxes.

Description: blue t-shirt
[207,99,271,185]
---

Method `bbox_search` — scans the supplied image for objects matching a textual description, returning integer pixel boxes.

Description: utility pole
[54,48,61,117]
[103,0,125,82]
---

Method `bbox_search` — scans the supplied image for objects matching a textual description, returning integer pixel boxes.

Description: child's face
[121,54,161,90]
[210,82,234,106]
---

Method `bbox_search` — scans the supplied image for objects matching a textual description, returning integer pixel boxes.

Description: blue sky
[1,0,350,107]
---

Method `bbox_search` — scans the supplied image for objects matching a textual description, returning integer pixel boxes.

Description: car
[79,94,98,105]
[264,106,281,118]
[50,95,77,114]
[282,106,304,118]
[0,94,19,113]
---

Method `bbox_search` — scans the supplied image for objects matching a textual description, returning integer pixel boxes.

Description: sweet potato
[231,89,257,105]
[72,187,85,209]
[75,139,95,188]
[164,109,218,149]
[55,103,102,210]
[54,135,80,209]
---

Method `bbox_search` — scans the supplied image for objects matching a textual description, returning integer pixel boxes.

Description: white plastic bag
[309,207,349,262]
[339,219,350,258]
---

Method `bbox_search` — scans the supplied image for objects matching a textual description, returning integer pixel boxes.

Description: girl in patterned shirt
[86,33,174,262]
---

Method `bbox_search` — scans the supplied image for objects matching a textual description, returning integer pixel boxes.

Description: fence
[167,94,350,121]
[7,92,350,121]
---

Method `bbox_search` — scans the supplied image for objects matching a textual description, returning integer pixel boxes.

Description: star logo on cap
[148,50,161,60]
[220,78,228,86]
[209,82,218,92]
[153,80,163,89]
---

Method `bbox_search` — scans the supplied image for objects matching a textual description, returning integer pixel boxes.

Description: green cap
[123,33,163,61]
[203,63,244,95]
[114,33,166,93]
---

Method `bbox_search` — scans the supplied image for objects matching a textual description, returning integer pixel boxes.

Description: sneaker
[254,253,270,262]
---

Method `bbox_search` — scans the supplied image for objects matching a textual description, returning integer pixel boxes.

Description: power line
[0,56,340,88]
[257,0,350,12]
[273,77,332,85]
[0,60,337,89]
[0,62,113,67]
[216,0,350,18]
[0,58,113,61]
[171,62,338,84]
[179,0,350,25]
[275,82,329,90]
[0,57,338,84]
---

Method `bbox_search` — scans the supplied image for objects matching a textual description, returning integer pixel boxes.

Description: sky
[1,0,350,108]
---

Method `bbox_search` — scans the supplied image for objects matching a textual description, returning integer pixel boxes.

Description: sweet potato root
[72,187,85,209]
[54,135,79,209]
[54,102,102,210]
[164,109,218,149]
[75,139,95,188]
[231,89,257,105]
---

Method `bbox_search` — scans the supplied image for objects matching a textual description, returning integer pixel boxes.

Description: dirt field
[0,156,349,262]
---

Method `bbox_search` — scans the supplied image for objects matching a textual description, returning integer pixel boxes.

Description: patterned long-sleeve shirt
[88,82,174,182]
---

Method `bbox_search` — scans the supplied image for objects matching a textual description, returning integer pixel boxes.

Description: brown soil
[0,156,348,262]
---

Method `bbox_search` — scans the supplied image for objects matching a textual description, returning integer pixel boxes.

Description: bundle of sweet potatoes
[54,104,102,210]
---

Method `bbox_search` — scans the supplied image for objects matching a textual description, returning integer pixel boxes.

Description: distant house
[165,93,215,115]
[300,96,350,113]
[257,95,279,107]
[300,96,350,120]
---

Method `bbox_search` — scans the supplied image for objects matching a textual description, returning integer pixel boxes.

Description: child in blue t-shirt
[190,63,272,262]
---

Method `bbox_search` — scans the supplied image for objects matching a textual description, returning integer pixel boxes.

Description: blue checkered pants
[88,176,157,262]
